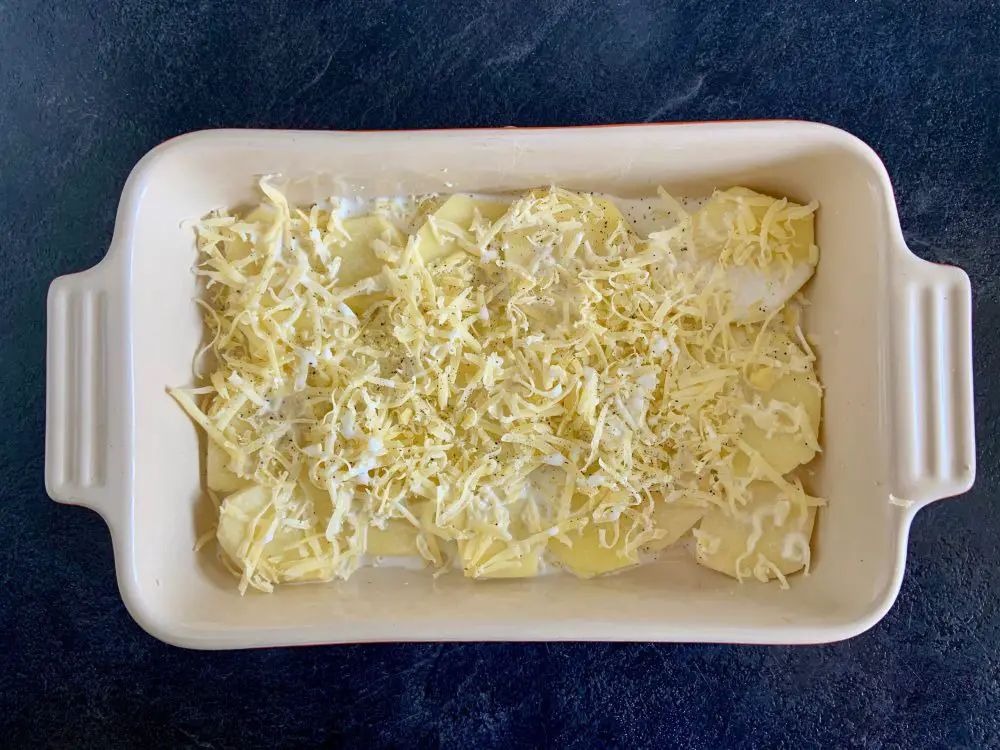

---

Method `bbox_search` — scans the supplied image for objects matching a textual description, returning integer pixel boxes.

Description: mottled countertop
[2,1,998,747]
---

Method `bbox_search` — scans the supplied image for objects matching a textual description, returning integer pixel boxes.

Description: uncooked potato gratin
[170,180,824,593]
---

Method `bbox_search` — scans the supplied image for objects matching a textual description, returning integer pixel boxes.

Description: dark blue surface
[2,1,999,747]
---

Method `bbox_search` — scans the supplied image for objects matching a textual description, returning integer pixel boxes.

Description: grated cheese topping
[171,181,824,593]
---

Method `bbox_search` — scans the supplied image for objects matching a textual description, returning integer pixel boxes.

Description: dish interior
[124,126,901,643]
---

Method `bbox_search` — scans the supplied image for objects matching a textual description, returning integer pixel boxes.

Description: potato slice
[415,195,509,263]
[722,264,817,323]
[216,485,269,564]
[501,191,632,267]
[206,441,251,494]
[502,229,538,269]
[584,196,631,254]
[692,187,817,322]
[642,496,706,552]
[366,519,420,557]
[454,481,549,579]
[414,499,454,568]
[216,485,332,583]
[333,215,399,287]
[243,205,277,225]
[693,187,815,263]
[295,476,332,514]
[522,466,569,516]
[548,521,639,578]
[459,537,542,579]
[737,371,822,476]
[449,472,559,580]
[695,482,816,581]
[547,491,640,578]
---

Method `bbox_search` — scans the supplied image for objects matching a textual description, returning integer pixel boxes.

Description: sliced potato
[642,496,706,552]
[243,205,277,225]
[454,468,565,579]
[501,191,632,267]
[692,187,817,322]
[548,521,639,578]
[523,466,570,521]
[332,215,401,312]
[695,481,816,581]
[366,519,420,557]
[343,292,386,314]
[206,441,251,494]
[334,215,399,286]
[584,196,631,254]
[216,484,331,583]
[217,235,253,264]
[723,263,817,323]
[415,499,451,568]
[547,491,640,578]
[459,537,542,579]
[296,476,332,515]
[692,187,815,263]
[216,484,275,564]
[737,371,822,476]
[497,187,551,262]
[455,483,548,579]
[416,195,509,263]
[502,229,538,268]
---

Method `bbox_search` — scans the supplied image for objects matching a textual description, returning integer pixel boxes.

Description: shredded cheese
[171,180,824,591]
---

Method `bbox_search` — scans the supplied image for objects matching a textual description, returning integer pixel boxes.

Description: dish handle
[45,250,131,523]
[889,251,975,506]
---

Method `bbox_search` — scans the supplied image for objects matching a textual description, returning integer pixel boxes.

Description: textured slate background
[2,0,998,747]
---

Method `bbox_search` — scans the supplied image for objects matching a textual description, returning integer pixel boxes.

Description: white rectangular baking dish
[45,122,975,648]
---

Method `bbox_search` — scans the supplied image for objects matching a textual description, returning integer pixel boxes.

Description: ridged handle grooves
[46,257,130,517]
[890,253,975,505]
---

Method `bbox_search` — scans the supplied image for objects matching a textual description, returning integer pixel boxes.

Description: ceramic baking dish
[45,122,975,648]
